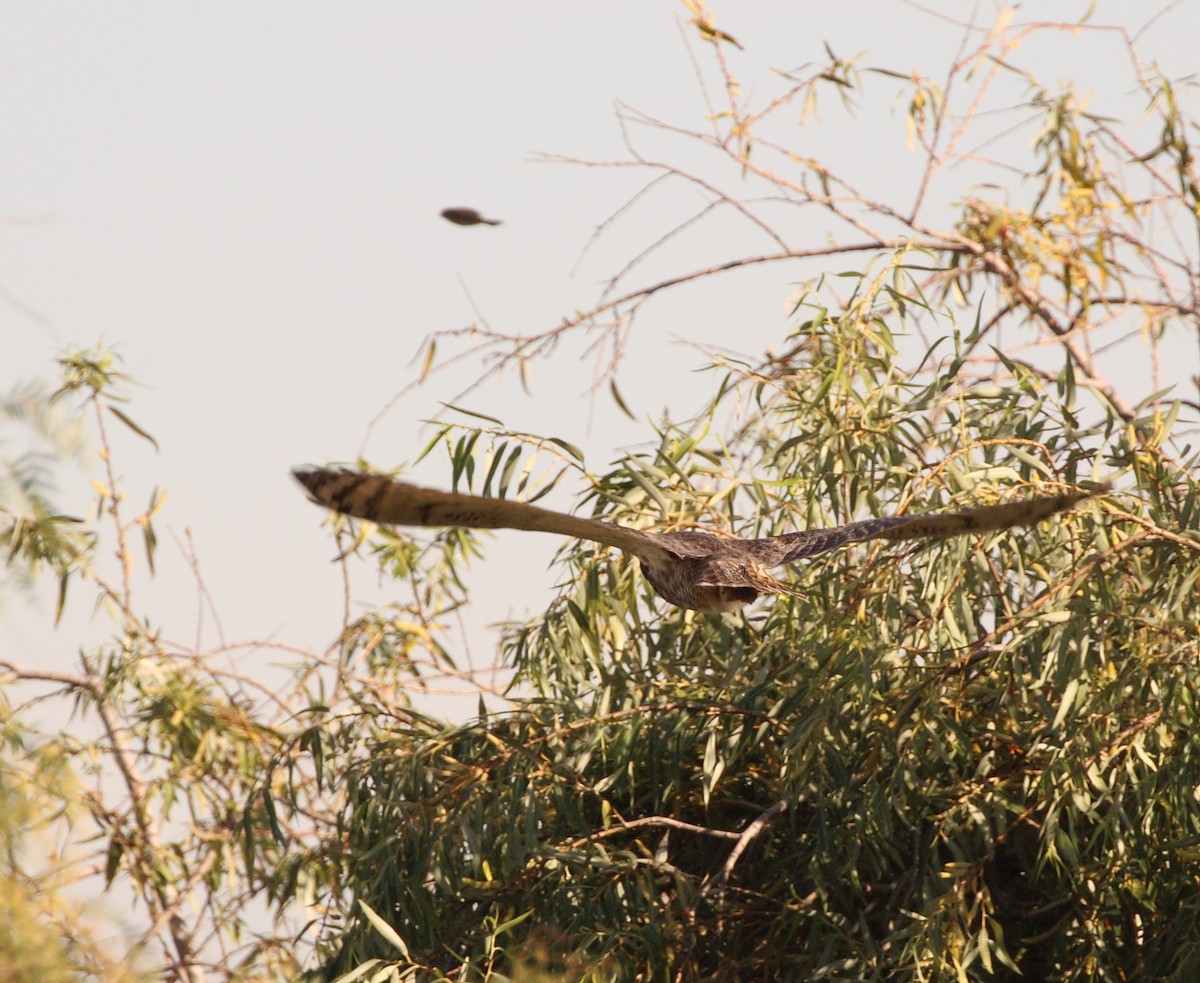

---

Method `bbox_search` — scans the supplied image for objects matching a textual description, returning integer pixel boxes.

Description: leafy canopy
[2,6,1199,982]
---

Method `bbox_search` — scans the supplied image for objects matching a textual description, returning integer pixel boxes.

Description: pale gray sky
[2,3,1196,709]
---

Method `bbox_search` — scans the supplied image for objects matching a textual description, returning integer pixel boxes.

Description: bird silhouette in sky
[440,207,502,226]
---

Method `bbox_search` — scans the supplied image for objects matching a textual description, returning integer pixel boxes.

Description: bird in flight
[293,468,1106,613]
[440,207,502,227]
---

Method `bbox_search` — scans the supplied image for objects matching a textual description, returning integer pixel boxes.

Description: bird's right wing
[293,468,678,564]
[753,485,1108,567]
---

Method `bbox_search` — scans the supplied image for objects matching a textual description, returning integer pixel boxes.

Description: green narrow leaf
[498,444,523,496]
[241,800,257,881]
[262,787,285,844]
[548,436,585,463]
[492,908,535,936]
[107,405,160,451]
[419,337,436,381]
[977,924,994,973]
[609,380,636,420]
[441,402,504,425]
[482,440,508,495]
[104,836,124,887]
[524,468,565,504]
[413,424,453,465]
[305,727,325,790]
[358,900,411,958]
[141,521,157,575]
[811,352,843,404]
[625,466,670,514]
[328,959,382,983]
[1051,677,1080,731]
[55,571,69,625]
[450,432,481,489]
[701,731,723,807]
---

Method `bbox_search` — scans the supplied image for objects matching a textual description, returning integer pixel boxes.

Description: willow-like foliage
[314,307,1198,981]
[3,7,1199,982]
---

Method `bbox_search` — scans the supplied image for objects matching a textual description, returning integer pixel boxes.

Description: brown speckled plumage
[294,468,1107,613]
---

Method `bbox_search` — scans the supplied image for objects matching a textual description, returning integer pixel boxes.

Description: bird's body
[293,468,1106,613]
[440,207,502,226]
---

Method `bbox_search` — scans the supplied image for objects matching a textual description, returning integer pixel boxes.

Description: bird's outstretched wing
[293,468,679,566]
[295,469,1107,612]
[749,485,1109,568]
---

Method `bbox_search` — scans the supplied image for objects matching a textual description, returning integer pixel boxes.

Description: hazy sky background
[2,3,1196,717]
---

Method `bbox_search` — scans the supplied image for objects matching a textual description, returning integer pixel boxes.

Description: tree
[2,6,1199,981]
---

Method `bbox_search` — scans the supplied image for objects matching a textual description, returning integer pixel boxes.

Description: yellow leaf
[419,338,436,382]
